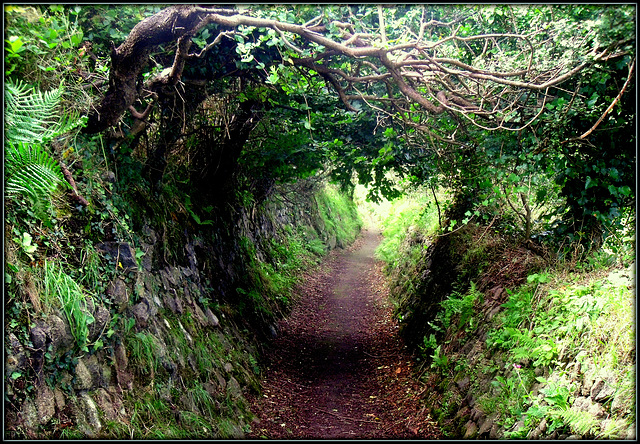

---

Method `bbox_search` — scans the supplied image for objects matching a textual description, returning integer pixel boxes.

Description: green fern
[552,408,600,437]
[5,140,68,221]
[4,79,85,223]
[5,78,84,144]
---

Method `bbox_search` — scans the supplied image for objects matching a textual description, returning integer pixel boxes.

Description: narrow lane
[247,229,442,439]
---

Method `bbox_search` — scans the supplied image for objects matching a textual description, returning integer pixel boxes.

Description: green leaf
[618,185,631,196]
[507,173,521,183]
[11,372,22,380]
[586,92,599,107]
[6,36,25,54]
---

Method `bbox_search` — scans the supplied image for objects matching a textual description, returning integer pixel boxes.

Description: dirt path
[247,229,443,439]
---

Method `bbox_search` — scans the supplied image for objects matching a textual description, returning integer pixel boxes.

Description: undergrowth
[236,182,362,329]
[372,187,441,266]
[377,188,635,439]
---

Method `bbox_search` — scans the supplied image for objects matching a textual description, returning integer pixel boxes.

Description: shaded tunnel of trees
[73,4,634,247]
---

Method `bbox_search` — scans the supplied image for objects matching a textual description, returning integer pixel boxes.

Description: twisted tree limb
[83,6,235,133]
[82,5,602,136]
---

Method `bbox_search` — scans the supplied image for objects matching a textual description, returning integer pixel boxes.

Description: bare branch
[575,57,635,140]
[377,6,387,45]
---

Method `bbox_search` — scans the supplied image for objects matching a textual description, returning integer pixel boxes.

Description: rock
[48,314,75,354]
[77,392,102,437]
[528,418,544,438]
[53,388,66,411]
[582,369,596,396]
[469,406,483,422]
[106,278,130,312]
[187,353,198,373]
[528,426,542,439]
[624,423,635,440]
[490,422,501,439]
[456,376,470,391]
[463,420,478,438]
[203,381,219,398]
[192,302,208,327]
[74,359,93,390]
[611,392,632,415]
[35,383,55,424]
[592,374,616,402]
[573,396,605,420]
[114,343,132,390]
[327,233,337,250]
[30,326,48,350]
[102,170,116,183]
[97,242,138,271]
[161,266,181,286]
[5,333,27,377]
[227,376,242,399]
[478,413,496,436]
[204,307,220,327]
[93,388,117,421]
[27,327,48,383]
[140,243,154,272]
[224,362,234,373]
[88,303,111,343]
[455,406,470,420]
[487,305,501,320]
[85,354,110,388]
[214,370,227,390]
[20,400,39,431]
[178,320,192,343]
[463,391,475,408]
[131,299,151,327]
[163,294,178,313]
[588,402,605,418]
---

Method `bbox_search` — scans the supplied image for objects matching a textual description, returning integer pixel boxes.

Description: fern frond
[5,140,67,220]
[554,408,600,436]
[5,78,83,144]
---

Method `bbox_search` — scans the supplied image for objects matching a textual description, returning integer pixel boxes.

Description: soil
[246,229,443,439]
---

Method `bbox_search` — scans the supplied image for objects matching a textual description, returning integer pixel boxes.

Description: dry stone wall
[5,181,354,438]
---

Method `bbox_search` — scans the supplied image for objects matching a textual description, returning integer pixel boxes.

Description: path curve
[247,229,442,439]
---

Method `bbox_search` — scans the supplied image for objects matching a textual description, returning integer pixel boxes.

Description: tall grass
[373,188,440,265]
[316,184,362,246]
[43,260,95,351]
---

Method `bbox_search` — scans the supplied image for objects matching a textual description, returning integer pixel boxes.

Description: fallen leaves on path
[246,230,443,439]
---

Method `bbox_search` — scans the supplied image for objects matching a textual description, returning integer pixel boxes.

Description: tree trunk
[83,6,211,133]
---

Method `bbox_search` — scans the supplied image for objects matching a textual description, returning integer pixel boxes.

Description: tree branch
[576,57,635,140]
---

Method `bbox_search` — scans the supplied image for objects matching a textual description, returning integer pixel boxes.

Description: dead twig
[60,162,89,206]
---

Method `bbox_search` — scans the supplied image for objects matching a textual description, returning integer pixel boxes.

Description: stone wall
[387,223,635,440]
[5,180,358,438]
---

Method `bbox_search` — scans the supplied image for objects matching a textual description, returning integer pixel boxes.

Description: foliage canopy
[4,3,636,249]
